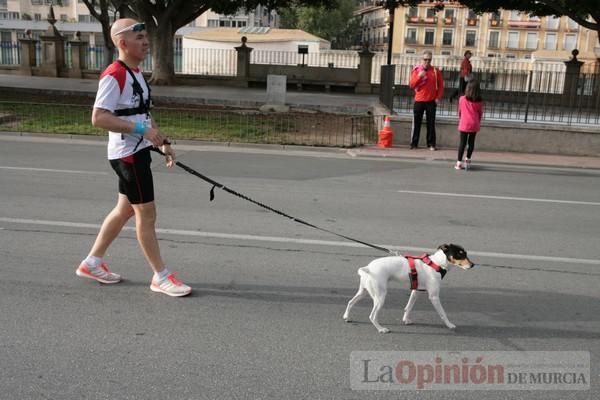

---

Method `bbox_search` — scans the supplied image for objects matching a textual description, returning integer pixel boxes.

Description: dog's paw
[378,328,390,334]
[402,317,413,325]
[446,323,456,330]
[343,317,352,323]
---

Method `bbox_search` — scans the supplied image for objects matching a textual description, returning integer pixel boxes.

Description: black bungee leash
[152,147,394,255]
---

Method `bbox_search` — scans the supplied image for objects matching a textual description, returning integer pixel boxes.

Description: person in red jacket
[455,79,484,170]
[450,50,473,102]
[409,50,444,150]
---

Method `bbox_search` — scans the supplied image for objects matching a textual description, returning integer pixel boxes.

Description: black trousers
[411,101,437,148]
[457,132,477,161]
[450,77,468,101]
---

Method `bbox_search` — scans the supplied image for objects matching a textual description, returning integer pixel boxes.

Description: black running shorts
[109,146,154,204]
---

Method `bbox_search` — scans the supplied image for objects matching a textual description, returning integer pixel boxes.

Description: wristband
[162,139,171,145]
[132,121,146,136]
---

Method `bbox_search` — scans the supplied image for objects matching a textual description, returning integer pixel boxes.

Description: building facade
[355,0,599,62]
[0,1,278,45]
[355,1,389,51]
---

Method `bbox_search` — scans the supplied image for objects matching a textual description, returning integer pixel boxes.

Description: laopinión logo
[350,351,590,391]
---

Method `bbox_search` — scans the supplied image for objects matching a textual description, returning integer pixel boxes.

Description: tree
[83,0,337,85]
[459,0,599,45]
[280,0,362,49]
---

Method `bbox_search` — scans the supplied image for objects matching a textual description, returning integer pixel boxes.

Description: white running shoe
[454,161,462,170]
[150,273,192,297]
[76,261,121,284]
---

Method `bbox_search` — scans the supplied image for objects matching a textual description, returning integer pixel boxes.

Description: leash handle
[152,147,394,255]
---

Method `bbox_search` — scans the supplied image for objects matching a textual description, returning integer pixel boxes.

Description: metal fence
[1,42,598,126]
[393,59,600,126]
[0,101,377,147]
[250,49,360,68]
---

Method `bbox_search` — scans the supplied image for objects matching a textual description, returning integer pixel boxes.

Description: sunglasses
[114,22,146,36]
[423,58,432,61]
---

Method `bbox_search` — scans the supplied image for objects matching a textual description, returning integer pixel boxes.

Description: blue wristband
[132,121,146,136]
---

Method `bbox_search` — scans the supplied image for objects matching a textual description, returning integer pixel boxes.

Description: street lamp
[378,0,396,65]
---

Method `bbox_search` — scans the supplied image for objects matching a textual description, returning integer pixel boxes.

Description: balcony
[489,18,502,27]
[443,16,455,25]
[507,20,541,29]
[406,15,438,25]
[466,18,478,26]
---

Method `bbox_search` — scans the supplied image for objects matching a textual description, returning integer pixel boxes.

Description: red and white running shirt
[94,61,152,160]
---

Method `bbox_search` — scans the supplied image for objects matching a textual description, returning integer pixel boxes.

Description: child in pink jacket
[455,79,483,170]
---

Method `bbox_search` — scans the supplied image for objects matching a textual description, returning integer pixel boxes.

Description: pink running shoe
[76,261,121,284]
[150,273,192,297]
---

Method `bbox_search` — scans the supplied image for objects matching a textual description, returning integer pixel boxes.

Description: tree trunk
[149,21,175,85]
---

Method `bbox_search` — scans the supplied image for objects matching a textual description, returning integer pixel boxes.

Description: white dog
[343,244,474,333]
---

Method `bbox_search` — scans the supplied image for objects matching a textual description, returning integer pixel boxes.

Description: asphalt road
[1,136,599,400]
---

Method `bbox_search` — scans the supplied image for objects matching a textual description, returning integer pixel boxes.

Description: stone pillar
[235,36,253,87]
[67,31,88,78]
[18,30,37,75]
[562,49,583,106]
[355,46,374,94]
[38,5,66,77]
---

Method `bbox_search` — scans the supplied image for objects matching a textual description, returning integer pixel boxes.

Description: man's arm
[92,108,163,147]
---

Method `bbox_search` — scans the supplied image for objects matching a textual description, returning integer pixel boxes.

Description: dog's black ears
[439,244,450,252]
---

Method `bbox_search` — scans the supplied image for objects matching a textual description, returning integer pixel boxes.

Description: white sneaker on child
[454,161,462,170]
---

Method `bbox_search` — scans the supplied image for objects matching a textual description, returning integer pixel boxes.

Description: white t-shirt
[94,61,152,160]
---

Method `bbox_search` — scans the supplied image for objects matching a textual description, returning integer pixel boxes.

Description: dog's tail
[358,267,378,298]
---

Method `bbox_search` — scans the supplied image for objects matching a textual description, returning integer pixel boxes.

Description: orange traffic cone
[378,116,394,148]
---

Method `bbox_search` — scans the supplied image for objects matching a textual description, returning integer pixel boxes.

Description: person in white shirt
[75,18,191,297]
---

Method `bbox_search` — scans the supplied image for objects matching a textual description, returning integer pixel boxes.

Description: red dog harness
[405,254,447,290]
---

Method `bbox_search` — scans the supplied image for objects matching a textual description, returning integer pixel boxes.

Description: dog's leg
[343,285,367,322]
[402,290,419,325]
[369,288,390,334]
[427,288,456,329]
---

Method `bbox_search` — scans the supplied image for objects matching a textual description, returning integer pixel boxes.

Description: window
[78,15,93,23]
[60,14,68,22]
[442,30,453,46]
[567,18,578,31]
[0,0,6,10]
[544,33,557,50]
[465,30,476,47]
[505,54,516,59]
[441,50,452,55]
[507,31,519,49]
[34,13,41,21]
[426,8,437,18]
[491,11,501,21]
[424,29,435,45]
[406,49,416,54]
[564,33,577,50]
[509,10,520,20]
[208,19,218,27]
[406,28,417,44]
[444,9,454,18]
[0,11,19,19]
[525,32,538,49]
[546,16,560,30]
[488,31,500,48]
[408,7,418,17]
[467,9,477,19]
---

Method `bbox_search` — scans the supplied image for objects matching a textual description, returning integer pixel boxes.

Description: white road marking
[0,166,107,175]
[1,217,599,265]
[397,190,600,206]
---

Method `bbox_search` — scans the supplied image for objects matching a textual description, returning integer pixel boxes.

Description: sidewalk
[350,145,600,169]
[0,74,378,114]
[1,73,599,170]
